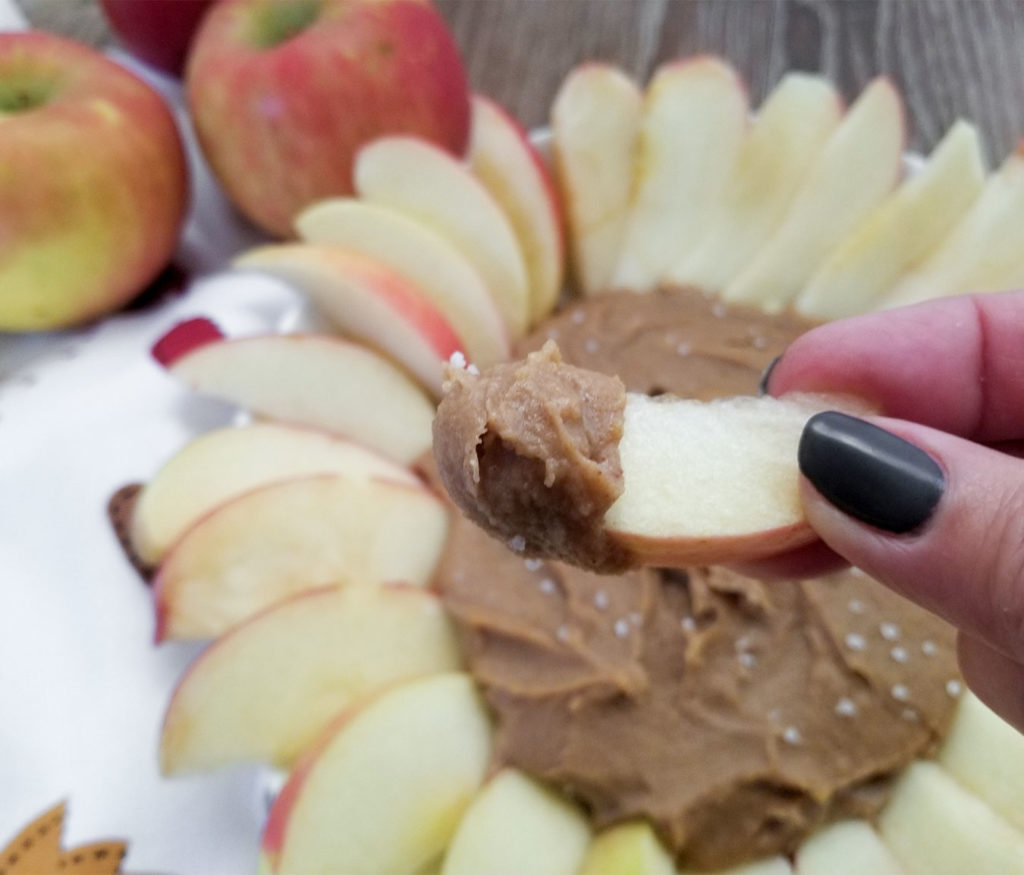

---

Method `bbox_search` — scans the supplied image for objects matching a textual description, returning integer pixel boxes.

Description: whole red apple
[100,0,215,77]
[185,0,470,238]
[0,31,189,331]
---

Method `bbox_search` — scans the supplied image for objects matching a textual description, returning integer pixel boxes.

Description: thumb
[798,411,1024,729]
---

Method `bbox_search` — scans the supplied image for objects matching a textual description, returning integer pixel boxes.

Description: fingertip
[957,632,1024,735]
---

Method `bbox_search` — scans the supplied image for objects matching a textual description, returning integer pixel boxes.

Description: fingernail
[799,411,945,534]
[758,355,782,396]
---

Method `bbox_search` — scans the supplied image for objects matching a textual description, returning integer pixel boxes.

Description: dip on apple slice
[433,341,844,572]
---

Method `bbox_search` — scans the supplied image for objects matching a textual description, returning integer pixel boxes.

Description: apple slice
[154,473,449,640]
[938,691,1024,833]
[795,120,986,320]
[882,149,1024,308]
[878,761,1024,874]
[441,769,591,875]
[294,198,510,368]
[551,63,643,296]
[234,244,463,397]
[260,673,492,875]
[611,57,749,293]
[155,324,434,465]
[794,821,904,875]
[468,95,564,324]
[724,77,905,311]
[579,821,675,875]
[666,72,842,293]
[160,585,461,773]
[354,135,531,337]
[131,422,419,568]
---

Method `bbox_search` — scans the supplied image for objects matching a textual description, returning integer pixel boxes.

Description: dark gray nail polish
[758,355,782,396]
[799,411,945,534]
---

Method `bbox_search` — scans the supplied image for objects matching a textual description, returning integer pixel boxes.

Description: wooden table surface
[18,0,1024,167]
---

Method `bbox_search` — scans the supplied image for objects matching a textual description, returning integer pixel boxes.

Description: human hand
[756,289,1024,734]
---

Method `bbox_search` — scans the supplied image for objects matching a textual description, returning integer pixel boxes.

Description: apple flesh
[261,673,493,875]
[578,821,675,875]
[467,95,565,324]
[354,135,531,337]
[160,584,460,773]
[185,0,470,237]
[154,473,449,640]
[551,63,643,296]
[612,57,748,293]
[724,77,905,312]
[130,422,419,568]
[295,198,510,368]
[794,820,904,875]
[0,31,188,330]
[440,769,591,875]
[234,244,465,397]
[156,324,436,464]
[99,0,213,76]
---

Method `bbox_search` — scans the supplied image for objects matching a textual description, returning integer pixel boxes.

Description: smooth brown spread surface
[433,288,962,870]
[433,341,631,572]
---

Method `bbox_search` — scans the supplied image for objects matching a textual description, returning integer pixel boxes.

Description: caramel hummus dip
[430,287,962,870]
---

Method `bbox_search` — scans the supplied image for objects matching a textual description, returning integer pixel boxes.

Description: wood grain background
[20,0,1024,166]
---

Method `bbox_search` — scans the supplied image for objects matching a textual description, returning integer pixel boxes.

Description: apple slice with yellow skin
[611,56,749,293]
[938,691,1024,833]
[440,769,591,875]
[354,135,531,337]
[551,63,643,296]
[295,198,510,368]
[131,422,419,568]
[234,244,464,397]
[578,821,675,875]
[160,584,461,774]
[794,821,904,875]
[154,473,449,640]
[724,77,905,312]
[666,72,842,293]
[260,673,492,875]
[155,321,434,465]
[881,150,1024,309]
[878,761,1024,874]
[795,120,986,320]
[468,95,564,325]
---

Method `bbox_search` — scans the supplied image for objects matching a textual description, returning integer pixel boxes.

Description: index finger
[767,289,1024,443]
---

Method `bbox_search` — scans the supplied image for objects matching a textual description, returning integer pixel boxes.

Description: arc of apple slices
[550,63,644,296]
[154,473,450,640]
[154,318,435,465]
[353,135,531,337]
[294,198,511,368]
[610,56,750,294]
[160,585,461,774]
[794,120,987,320]
[665,71,843,293]
[260,673,493,875]
[130,421,420,569]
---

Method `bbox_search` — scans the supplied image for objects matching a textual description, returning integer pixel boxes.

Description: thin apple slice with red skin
[794,120,986,320]
[881,150,1024,309]
[354,135,531,337]
[441,769,590,875]
[724,77,906,312]
[551,63,643,296]
[131,422,419,568]
[612,57,749,293]
[260,673,492,875]
[666,72,843,293]
[467,95,564,324]
[794,821,904,875]
[878,761,1024,873]
[234,244,464,397]
[160,584,461,774]
[295,198,510,368]
[157,328,435,465]
[154,473,449,641]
